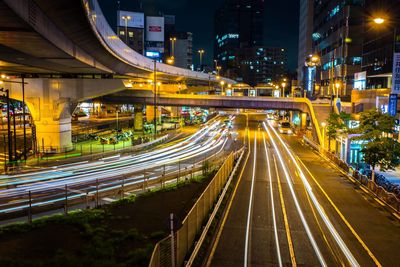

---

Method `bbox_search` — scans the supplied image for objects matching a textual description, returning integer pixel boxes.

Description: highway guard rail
[0,152,230,222]
[148,151,240,267]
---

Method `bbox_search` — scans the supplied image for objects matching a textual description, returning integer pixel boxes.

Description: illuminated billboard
[117,11,144,29]
[146,16,165,42]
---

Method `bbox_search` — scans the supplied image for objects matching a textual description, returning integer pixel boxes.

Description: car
[278,121,293,134]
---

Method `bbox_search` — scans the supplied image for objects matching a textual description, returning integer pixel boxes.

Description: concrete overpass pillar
[27,96,73,153]
[146,105,161,123]
[134,105,143,131]
[300,112,307,130]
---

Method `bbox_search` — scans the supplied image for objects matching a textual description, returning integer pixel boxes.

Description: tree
[352,109,400,182]
[326,111,350,151]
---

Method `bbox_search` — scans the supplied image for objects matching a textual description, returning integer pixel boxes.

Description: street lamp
[121,15,131,44]
[198,49,205,71]
[169,37,176,58]
[281,82,286,98]
[220,80,225,95]
[166,57,174,65]
[321,122,327,150]
[335,82,341,97]
[153,60,157,139]
[373,17,385,25]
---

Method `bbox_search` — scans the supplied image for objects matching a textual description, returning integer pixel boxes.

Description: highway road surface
[207,114,400,267]
[0,116,242,220]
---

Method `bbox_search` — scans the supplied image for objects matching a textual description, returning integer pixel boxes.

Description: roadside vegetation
[0,170,217,267]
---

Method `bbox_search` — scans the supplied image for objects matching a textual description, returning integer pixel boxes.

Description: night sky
[100,0,299,72]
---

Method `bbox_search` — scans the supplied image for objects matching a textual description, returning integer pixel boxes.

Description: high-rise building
[214,0,264,82]
[168,32,193,69]
[312,0,364,98]
[297,0,314,88]
[361,0,400,89]
[241,47,287,86]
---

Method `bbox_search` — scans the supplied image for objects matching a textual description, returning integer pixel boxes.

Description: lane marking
[302,178,345,266]
[263,123,327,267]
[206,120,251,266]
[374,198,385,207]
[244,130,257,267]
[393,212,400,220]
[295,154,382,267]
[266,121,359,267]
[262,132,283,267]
[360,186,370,194]
[271,123,365,264]
[272,155,297,267]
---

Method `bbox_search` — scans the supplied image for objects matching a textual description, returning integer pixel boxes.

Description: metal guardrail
[0,156,223,222]
[185,148,245,266]
[148,152,236,267]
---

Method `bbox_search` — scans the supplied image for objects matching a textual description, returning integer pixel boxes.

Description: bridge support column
[27,97,74,154]
[146,105,161,123]
[300,112,307,130]
[134,105,143,131]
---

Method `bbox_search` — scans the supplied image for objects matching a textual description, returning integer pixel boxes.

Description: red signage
[149,26,162,32]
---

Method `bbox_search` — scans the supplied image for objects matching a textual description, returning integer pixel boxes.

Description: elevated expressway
[97,92,323,144]
[0,0,234,151]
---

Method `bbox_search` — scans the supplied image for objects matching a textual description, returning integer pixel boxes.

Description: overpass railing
[83,0,233,84]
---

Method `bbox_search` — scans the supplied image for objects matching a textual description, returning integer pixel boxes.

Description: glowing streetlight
[220,80,225,94]
[335,82,341,97]
[373,17,385,25]
[198,49,205,70]
[281,82,286,98]
[121,15,131,44]
[166,57,175,65]
[169,37,177,59]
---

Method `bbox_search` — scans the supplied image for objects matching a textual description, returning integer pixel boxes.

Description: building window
[129,32,134,38]
[119,31,125,36]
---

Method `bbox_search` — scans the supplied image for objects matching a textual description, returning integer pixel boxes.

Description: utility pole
[0,88,12,163]
[153,60,157,140]
[22,74,27,161]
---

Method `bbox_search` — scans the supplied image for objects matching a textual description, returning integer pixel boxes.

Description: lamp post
[281,82,286,98]
[321,122,327,150]
[198,49,205,71]
[335,82,341,98]
[121,15,131,44]
[220,80,225,95]
[170,37,176,58]
[153,60,157,140]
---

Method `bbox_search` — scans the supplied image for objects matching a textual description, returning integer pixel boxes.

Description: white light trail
[265,121,360,267]
[263,122,327,267]
[244,130,257,267]
[262,132,283,267]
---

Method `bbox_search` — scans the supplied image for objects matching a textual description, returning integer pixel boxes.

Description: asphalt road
[208,114,400,267]
[0,115,242,221]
